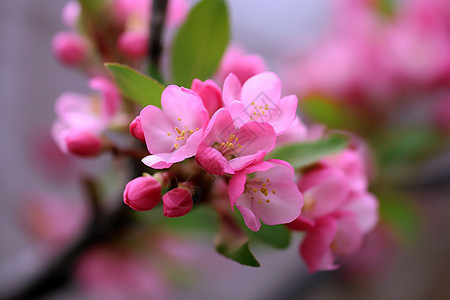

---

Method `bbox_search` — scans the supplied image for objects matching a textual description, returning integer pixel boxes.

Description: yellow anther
[262,183,267,187]
[251,102,255,105]
[176,137,180,140]
[235,137,238,142]
[188,130,194,134]
[196,128,199,131]
[238,144,242,148]
[174,143,179,148]
[229,134,235,140]
[167,133,171,136]
[175,127,182,134]
[266,179,270,183]
[257,200,262,204]
[178,118,182,121]
[272,190,276,194]
[265,107,269,110]
[253,112,257,115]
[252,188,257,193]
[266,199,270,203]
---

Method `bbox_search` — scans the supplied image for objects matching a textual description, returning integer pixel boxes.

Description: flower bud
[62,1,80,29]
[64,130,102,157]
[162,187,193,217]
[129,116,146,142]
[123,176,162,211]
[52,32,88,66]
[118,31,148,60]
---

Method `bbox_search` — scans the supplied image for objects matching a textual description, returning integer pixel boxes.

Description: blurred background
[1,0,450,299]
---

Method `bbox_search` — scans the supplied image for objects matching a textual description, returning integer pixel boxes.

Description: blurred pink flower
[216,46,267,85]
[123,176,162,211]
[52,32,88,67]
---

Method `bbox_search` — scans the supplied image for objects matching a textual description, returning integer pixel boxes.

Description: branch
[148,0,169,79]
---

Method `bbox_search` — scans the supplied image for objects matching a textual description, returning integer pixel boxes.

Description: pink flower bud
[52,32,88,66]
[62,1,80,29]
[64,130,103,157]
[129,116,146,142]
[123,176,162,211]
[118,31,148,60]
[162,187,193,217]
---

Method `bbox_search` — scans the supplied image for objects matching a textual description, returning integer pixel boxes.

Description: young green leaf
[267,135,348,169]
[105,63,165,108]
[171,0,230,86]
[215,213,260,267]
[246,224,291,249]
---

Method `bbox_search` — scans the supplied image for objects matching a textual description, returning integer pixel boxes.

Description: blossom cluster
[124,71,378,271]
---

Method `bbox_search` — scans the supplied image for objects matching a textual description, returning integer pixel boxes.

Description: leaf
[105,63,165,108]
[215,214,260,267]
[375,0,396,17]
[171,0,230,86]
[376,126,441,166]
[267,135,348,169]
[246,224,291,249]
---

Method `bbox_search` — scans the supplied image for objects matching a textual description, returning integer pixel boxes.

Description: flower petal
[222,73,242,107]
[236,194,261,232]
[240,72,281,106]
[140,105,176,154]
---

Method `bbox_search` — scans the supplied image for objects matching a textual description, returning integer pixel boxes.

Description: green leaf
[105,63,165,108]
[171,0,230,86]
[215,214,260,267]
[267,135,348,169]
[375,0,396,17]
[376,126,441,166]
[246,224,291,249]
[377,190,421,243]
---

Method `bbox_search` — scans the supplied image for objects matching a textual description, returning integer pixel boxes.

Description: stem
[148,0,169,80]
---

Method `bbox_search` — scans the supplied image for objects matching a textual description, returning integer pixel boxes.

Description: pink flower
[162,186,193,217]
[117,30,149,60]
[191,79,223,117]
[52,31,88,66]
[195,108,276,175]
[140,85,209,169]
[275,116,308,146]
[61,1,80,29]
[123,176,162,211]
[216,46,267,85]
[129,116,145,142]
[228,159,303,231]
[222,72,298,135]
[64,130,103,157]
[52,77,122,156]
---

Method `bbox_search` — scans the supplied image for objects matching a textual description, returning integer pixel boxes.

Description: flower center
[246,178,277,205]
[249,101,270,121]
[166,118,199,149]
[212,133,243,160]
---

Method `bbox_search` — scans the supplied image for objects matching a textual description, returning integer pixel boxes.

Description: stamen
[174,143,179,148]
[178,118,182,121]
[175,127,182,134]
[166,133,171,136]
[272,190,276,194]
[266,199,270,203]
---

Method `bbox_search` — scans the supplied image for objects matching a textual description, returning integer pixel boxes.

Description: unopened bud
[123,176,162,211]
[118,31,148,60]
[52,32,88,66]
[64,131,102,157]
[162,186,193,218]
[129,116,146,142]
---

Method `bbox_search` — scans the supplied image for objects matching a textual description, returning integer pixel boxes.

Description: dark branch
[148,0,169,79]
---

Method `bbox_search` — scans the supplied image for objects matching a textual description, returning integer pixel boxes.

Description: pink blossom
[191,79,223,117]
[216,46,267,85]
[123,176,162,211]
[76,247,170,300]
[276,116,308,146]
[117,30,149,60]
[166,0,189,26]
[52,31,88,66]
[223,72,298,135]
[129,116,146,142]
[228,159,303,232]
[162,186,193,217]
[64,130,103,157]
[140,85,209,169]
[52,77,122,156]
[61,1,80,29]
[195,108,276,175]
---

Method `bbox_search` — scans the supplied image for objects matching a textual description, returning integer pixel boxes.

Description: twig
[148,0,169,79]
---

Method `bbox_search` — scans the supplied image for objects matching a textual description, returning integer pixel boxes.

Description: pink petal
[300,217,339,273]
[195,144,233,175]
[191,79,223,117]
[342,192,378,234]
[141,155,173,169]
[202,108,234,146]
[228,172,247,208]
[161,85,208,130]
[332,213,363,256]
[236,194,261,232]
[240,72,281,107]
[140,105,177,154]
[89,77,121,119]
[228,151,266,172]
[298,168,351,218]
[267,94,298,135]
[222,73,242,107]
[276,116,308,146]
[235,121,276,156]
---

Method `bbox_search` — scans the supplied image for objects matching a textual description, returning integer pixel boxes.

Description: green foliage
[171,0,230,86]
[215,214,260,267]
[375,0,396,17]
[246,224,291,249]
[105,63,165,108]
[267,134,348,169]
